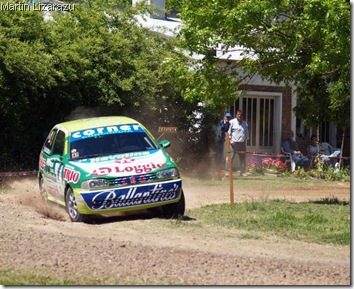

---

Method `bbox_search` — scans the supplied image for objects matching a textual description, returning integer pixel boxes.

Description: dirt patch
[0,176,350,285]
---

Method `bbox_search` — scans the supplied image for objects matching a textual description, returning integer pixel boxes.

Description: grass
[0,270,152,286]
[0,270,83,285]
[186,197,350,245]
[184,172,347,188]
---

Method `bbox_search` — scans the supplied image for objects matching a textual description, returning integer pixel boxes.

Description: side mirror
[159,139,170,149]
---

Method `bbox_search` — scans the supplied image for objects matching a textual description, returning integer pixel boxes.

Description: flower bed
[261,158,287,173]
[246,156,262,172]
[246,156,287,174]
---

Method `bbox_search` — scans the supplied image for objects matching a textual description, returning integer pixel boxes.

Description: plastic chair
[320,142,335,155]
[307,145,319,169]
[281,147,296,172]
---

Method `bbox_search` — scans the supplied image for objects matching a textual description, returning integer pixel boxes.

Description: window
[229,91,282,152]
[52,130,66,156]
[43,129,58,154]
[232,96,275,148]
[69,132,158,160]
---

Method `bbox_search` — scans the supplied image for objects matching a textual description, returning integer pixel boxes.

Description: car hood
[68,149,173,178]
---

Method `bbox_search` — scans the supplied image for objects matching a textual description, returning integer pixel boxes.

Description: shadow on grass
[310,197,349,205]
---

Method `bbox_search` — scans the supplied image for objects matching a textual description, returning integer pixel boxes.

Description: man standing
[227,110,249,176]
[216,112,232,170]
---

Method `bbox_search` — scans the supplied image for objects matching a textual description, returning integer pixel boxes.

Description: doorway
[230,91,282,153]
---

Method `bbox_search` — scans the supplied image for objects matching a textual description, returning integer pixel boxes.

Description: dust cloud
[1,176,69,222]
[63,106,217,179]
[65,106,101,121]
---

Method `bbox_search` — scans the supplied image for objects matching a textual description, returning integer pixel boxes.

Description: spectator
[282,130,310,170]
[215,112,232,170]
[308,135,341,168]
[227,110,249,176]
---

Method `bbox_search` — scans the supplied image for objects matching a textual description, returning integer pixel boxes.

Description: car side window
[43,129,58,155]
[52,130,66,156]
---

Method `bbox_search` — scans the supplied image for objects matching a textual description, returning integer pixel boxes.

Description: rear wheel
[65,188,88,222]
[160,190,185,219]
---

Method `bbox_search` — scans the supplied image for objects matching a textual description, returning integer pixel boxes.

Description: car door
[42,129,66,203]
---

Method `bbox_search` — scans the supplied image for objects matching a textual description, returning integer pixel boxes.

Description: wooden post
[225,132,234,205]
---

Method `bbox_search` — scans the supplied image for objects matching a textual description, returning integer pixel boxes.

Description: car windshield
[69,131,158,160]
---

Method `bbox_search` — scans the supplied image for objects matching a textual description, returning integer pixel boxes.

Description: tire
[160,190,185,219]
[38,175,48,200]
[65,188,88,222]
[148,206,163,217]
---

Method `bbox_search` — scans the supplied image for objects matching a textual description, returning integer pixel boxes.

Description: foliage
[165,0,183,15]
[244,156,350,182]
[161,51,240,108]
[283,165,350,182]
[178,0,350,129]
[307,164,350,182]
[0,0,200,170]
[325,167,350,182]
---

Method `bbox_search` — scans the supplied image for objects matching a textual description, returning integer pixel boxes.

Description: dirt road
[0,176,350,285]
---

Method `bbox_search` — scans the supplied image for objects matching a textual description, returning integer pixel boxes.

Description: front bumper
[74,179,182,214]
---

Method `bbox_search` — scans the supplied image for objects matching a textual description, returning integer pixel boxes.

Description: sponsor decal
[82,180,181,210]
[86,151,152,163]
[54,163,64,184]
[92,162,166,176]
[46,158,54,168]
[43,147,51,155]
[71,149,79,159]
[39,155,46,170]
[49,188,59,197]
[112,173,155,186]
[63,168,80,183]
[115,158,135,164]
[70,124,144,142]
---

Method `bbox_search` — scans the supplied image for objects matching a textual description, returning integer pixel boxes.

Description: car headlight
[82,179,110,190]
[156,168,179,179]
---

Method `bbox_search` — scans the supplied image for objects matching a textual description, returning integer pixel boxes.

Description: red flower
[262,158,286,171]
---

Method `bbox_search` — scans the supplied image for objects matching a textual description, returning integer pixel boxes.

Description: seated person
[308,135,341,167]
[282,130,310,170]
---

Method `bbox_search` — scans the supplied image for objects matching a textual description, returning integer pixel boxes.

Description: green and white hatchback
[38,116,185,222]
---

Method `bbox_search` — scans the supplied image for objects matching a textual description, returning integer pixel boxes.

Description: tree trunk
[339,128,345,169]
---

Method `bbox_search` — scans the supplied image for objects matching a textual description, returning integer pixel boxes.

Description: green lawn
[187,198,350,245]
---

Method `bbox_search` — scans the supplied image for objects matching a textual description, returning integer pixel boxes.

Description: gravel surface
[0,176,350,285]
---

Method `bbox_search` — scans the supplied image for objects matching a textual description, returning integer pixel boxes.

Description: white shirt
[228,119,249,143]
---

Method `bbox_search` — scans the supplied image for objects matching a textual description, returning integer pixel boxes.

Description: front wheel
[160,190,185,219]
[38,175,47,200]
[65,188,88,222]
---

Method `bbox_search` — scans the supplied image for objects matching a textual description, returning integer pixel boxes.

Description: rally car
[38,116,185,222]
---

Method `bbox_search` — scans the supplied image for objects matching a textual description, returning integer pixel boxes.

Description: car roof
[55,116,141,132]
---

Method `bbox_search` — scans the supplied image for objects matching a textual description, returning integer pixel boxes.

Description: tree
[178,0,350,130]
[0,0,198,170]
